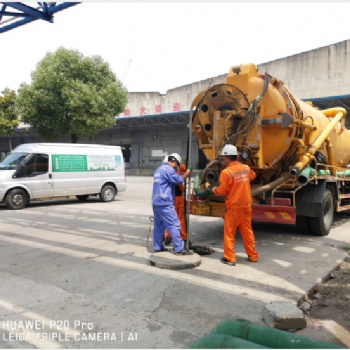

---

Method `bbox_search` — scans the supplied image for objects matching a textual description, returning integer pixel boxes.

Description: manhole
[190,245,215,256]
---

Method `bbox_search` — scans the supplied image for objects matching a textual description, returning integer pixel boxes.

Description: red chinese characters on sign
[124,108,131,116]
[155,104,162,113]
[140,106,147,115]
[173,102,180,112]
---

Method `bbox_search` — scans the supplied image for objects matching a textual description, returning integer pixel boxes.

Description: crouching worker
[152,153,193,255]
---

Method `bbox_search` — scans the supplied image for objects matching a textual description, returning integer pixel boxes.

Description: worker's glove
[205,182,217,192]
[188,165,193,171]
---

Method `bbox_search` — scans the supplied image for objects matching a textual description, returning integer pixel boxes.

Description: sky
[1,1,350,95]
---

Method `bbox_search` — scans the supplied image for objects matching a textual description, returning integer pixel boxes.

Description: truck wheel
[296,215,311,234]
[309,189,334,236]
[5,188,29,210]
[99,185,116,202]
[76,195,89,201]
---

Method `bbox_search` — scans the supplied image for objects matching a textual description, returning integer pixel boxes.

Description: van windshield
[0,152,29,170]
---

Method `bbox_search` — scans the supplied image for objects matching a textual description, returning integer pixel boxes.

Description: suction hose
[191,319,344,349]
[193,171,212,198]
[251,172,292,197]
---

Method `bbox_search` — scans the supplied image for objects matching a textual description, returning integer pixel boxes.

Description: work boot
[174,249,194,256]
[247,257,258,263]
[164,238,172,246]
[153,246,169,253]
[220,257,236,266]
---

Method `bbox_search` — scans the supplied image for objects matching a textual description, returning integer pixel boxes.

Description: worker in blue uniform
[152,153,194,255]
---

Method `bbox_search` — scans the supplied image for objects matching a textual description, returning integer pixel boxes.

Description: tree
[0,89,19,151]
[16,47,128,143]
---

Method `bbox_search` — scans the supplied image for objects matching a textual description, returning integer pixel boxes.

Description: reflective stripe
[213,161,256,209]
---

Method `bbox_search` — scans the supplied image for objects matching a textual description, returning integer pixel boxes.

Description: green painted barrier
[190,333,268,349]
[209,319,343,349]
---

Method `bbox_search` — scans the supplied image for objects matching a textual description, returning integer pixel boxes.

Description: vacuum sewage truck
[190,64,350,236]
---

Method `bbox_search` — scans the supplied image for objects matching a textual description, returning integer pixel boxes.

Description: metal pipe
[294,119,317,131]
[297,166,313,186]
[292,109,346,172]
[322,107,347,118]
[185,113,193,250]
[325,138,336,175]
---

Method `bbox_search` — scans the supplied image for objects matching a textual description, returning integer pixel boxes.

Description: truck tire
[296,215,311,234]
[99,185,116,202]
[309,189,334,236]
[5,188,29,210]
[76,195,89,201]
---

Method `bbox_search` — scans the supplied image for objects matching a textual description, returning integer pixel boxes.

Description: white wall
[119,39,350,117]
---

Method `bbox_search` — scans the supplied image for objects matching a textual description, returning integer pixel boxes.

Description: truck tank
[191,63,350,236]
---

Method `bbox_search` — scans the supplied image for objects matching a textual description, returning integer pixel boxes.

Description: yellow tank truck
[190,64,350,236]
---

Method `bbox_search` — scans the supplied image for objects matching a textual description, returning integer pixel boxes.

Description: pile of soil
[297,253,350,347]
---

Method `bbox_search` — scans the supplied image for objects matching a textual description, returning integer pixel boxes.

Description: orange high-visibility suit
[213,161,259,263]
[165,164,187,241]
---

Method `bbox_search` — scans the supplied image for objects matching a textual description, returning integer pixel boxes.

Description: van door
[17,153,53,198]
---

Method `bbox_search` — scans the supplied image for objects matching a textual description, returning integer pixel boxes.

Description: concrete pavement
[0,176,349,348]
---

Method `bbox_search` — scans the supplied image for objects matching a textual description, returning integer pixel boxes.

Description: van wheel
[76,195,89,201]
[5,188,29,210]
[99,185,116,202]
[309,189,334,236]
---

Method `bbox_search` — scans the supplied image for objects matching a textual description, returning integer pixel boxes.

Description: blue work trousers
[153,205,184,253]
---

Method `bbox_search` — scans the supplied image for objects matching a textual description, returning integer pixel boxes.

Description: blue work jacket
[152,162,184,207]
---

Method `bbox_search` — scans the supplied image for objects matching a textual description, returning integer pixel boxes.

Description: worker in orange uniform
[164,162,187,245]
[212,144,259,266]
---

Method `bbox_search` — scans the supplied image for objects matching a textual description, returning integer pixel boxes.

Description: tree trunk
[71,134,78,143]
[8,137,12,151]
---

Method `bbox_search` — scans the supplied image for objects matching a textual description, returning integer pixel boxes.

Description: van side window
[24,153,49,176]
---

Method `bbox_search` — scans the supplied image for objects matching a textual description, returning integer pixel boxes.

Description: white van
[0,143,126,209]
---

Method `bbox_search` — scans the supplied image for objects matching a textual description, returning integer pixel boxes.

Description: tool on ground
[147,215,154,247]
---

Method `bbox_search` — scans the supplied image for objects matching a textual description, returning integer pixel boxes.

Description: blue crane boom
[0,2,80,33]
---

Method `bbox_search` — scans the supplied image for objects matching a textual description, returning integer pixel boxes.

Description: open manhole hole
[189,245,215,256]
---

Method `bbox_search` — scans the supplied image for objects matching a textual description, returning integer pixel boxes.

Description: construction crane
[0,2,80,33]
